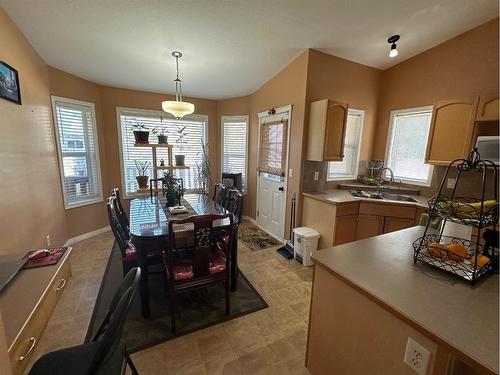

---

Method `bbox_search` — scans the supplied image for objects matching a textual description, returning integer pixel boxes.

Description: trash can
[293,227,320,267]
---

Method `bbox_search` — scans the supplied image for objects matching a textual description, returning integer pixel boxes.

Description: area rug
[85,242,268,353]
[238,221,281,251]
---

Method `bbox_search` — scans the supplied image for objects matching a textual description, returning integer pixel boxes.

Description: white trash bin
[293,227,320,267]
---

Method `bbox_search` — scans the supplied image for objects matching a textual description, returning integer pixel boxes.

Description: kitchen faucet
[377,167,395,196]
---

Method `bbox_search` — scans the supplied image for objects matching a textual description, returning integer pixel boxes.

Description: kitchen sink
[350,190,418,203]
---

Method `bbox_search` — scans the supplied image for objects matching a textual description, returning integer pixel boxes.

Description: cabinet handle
[56,278,66,292]
[18,337,36,361]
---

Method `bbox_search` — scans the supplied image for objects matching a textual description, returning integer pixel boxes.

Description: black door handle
[278,186,284,191]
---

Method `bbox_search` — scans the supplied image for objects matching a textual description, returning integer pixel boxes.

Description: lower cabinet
[356,214,384,240]
[383,217,415,234]
[334,214,358,245]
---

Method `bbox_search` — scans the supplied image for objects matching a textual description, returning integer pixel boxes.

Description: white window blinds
[118,108,207,196]
[221,116,248,192]
[52,97,102,209]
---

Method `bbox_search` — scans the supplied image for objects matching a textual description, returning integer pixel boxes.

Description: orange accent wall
[373,17,499,159]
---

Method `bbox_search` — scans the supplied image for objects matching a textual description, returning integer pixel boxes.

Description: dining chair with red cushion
[213,183,227,207]
[164,213,234,332]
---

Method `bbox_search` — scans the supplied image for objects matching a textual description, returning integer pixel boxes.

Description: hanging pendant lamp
[162,51,195,119]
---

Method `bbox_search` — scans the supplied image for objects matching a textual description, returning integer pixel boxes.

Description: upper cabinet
[425,96,479,165]
[476,94,499,122]
[306,99,348,161]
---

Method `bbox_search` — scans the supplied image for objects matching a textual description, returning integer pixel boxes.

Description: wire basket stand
[412,149,498,285]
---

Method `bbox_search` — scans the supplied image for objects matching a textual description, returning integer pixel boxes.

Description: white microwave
[475,136,499,165]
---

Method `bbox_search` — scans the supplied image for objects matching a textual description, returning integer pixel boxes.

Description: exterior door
[257,173,286,240]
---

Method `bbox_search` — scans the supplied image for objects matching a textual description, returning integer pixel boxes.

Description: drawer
[9,259,71,375]
[359,202,416,219]
[336,202,359,217]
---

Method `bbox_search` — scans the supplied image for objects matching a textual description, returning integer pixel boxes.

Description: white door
[256,105,291,241]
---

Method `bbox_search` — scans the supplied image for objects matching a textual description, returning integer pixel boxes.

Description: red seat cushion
[170,254,227,281]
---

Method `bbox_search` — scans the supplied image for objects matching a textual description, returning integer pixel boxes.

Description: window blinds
[118,110,207,195]
[257,119,288,176]
[53,99,102,208]
[222,116,248,192]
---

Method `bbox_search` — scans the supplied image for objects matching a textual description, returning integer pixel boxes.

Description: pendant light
[387,35,400,58]
[162,51,195,119]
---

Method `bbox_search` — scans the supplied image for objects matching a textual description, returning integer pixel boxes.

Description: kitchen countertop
[303,189,430,209]
[312,226,499,374]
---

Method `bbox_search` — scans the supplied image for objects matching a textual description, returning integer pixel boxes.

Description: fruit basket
[428,196,498,227]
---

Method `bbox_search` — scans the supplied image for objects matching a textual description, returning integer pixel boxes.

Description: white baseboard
[241,215,257,226]
[64,226,111,246]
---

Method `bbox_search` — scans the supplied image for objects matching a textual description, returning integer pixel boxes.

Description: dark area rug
[85,242,268,353]
[238,221,281,251]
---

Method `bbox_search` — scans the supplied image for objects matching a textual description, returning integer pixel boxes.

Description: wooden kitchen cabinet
[425,96,479,165]
[383,216,415,234]
[334,214,358,245]
[306,99,348,161]
[356,214,384,240]
[476,94,499,122]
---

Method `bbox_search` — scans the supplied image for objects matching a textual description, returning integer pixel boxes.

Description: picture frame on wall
[0,60,21,105]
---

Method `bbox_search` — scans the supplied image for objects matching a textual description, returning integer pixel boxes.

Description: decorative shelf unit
[412,149,498,285]
[133,143,189,191]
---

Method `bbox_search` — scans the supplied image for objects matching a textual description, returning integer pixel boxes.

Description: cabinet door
[324,100,348,161]
[476,94,499,122]
[383,217,414,234]
[425,97,479,165]
[356,214,384,240]
[334,214,358,245]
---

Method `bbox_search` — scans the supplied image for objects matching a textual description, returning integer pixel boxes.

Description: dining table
[129,193,239,318]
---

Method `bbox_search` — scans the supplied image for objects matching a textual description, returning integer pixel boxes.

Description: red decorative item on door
[267,107,276,115]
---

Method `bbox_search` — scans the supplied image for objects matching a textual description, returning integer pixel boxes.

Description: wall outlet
[46,235,51,247]
[313,171,319,181]
[404,337,431,375]
[447,178,456,189]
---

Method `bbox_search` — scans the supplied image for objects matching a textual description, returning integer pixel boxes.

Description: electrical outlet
[313,171,319,181]
[46,235,51,247]
[404,337,431,375]
[447,178,456,189]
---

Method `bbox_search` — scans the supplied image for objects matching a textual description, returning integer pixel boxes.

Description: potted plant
[134,160,151,189]
[162,172,185,207]
[156,128,169,144]
[195,142,211,194]
[175,125,187,166]
[131,120,151,144]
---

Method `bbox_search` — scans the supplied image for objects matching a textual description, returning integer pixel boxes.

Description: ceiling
[1,0,498,99]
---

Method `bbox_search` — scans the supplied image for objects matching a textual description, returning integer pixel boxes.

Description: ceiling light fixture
[387,35,400,58]
[162,51,195,119]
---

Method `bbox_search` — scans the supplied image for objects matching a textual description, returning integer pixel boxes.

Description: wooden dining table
[129,193,239,318]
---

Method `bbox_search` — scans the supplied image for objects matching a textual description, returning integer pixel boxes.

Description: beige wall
[0,7,68,254]
[373,17,499,159]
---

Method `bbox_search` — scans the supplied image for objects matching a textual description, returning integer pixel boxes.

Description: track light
[388,35,400,58]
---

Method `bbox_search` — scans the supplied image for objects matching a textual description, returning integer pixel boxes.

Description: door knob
[278,186,284,191]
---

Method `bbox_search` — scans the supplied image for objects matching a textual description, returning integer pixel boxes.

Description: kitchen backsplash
[302,160,497,200]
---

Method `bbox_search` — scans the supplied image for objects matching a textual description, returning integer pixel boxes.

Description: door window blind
[52,97,102,208]
[257,119,288,176]
[222,116,248,192]
[118,109,207,195]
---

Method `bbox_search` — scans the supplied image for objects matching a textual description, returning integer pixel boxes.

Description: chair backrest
[224,189,244,225]
[213,183,227,206]
[106,197,130,256]
[111,188,129,231]
[166,214,233,280]
[89,267,140,373]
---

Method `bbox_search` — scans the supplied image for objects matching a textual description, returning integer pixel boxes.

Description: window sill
[65,197,103,210]
[326,175,357,182]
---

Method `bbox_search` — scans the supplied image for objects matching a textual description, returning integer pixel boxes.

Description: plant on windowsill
[162,172,185,207]
[131,120,151,144]
[175,125,188,166]
[135,160,151,189]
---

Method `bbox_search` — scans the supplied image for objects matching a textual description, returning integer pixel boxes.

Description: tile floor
[24,224,313,374]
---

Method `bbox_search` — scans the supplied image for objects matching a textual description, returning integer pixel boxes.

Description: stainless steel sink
[380,193,418,202]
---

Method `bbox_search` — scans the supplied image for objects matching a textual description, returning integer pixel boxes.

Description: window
[385,106,433,186]
[257,118,288,177]
[221,116,249,192]
[327,109,365,180]
[51,96,103,209]
[117,108,207,196]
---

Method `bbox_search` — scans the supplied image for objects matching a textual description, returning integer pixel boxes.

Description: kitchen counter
[310,226,499,374]
[303,189,430,209]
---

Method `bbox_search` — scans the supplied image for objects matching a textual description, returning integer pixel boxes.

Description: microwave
[475,136,499,165]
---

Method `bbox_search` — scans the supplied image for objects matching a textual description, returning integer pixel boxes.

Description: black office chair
[29,268,141,375]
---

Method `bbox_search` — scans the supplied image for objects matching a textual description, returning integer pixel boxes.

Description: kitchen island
[306,226,498,375]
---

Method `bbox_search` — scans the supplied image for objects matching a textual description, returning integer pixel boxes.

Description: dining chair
[112,187,129,231]
[164,213,234,332]
[28,268,141,375]
[213,183,227,206]
[222,189,244,290]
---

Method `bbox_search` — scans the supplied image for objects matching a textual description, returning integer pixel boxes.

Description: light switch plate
[289,168,293,178]
[404,337,431,375]
[447,178,456,189]
[314,171,319,181]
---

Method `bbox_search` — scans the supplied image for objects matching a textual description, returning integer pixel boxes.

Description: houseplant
[156,128,169,144]
[162,172,185,207]
[132,121,151,144]
[134,160,151,189]
[195,141,211,194]
[175,125,187,166]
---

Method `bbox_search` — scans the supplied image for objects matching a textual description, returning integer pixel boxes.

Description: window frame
[326,108,365,181]
[51,96,103,209]
[116,106,208,198]
[384,106,434,187]
[220,115,249,193]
